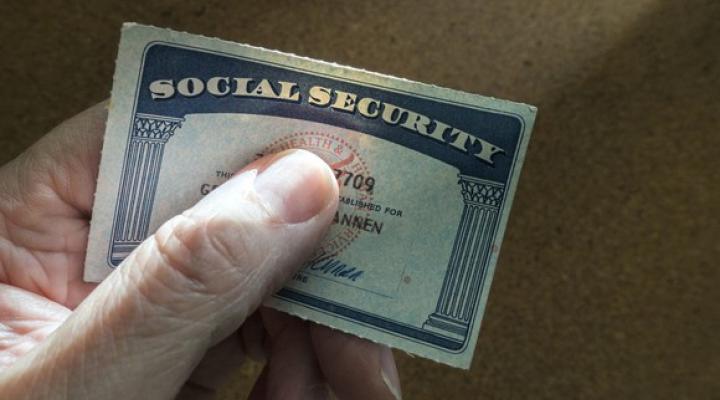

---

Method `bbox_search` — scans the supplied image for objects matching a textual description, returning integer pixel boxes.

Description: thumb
[0,149,339,399]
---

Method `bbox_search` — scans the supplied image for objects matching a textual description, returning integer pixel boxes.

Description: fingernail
[380,346,402,400]
[254,149,337,224]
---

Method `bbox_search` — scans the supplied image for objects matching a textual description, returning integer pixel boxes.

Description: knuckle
[153,212,269,293]
[204,214,254,266]
[202,214,269,286]
[153,214,211,291]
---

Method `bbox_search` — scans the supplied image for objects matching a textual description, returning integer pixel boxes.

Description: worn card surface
[84,23,536,368]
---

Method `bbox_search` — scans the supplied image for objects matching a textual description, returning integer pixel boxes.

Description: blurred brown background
[1,0,718,398]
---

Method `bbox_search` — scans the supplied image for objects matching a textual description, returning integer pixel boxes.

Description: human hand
[0,102,401,399]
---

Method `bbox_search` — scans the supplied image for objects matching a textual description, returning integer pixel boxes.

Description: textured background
[1,0,718,398]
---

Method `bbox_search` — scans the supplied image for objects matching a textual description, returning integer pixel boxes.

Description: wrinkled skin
[0,102,401,400]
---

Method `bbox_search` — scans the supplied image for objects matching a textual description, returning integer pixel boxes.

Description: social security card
[84,23,536,368]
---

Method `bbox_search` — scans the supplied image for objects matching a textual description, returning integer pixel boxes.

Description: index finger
[310,323,402,400]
